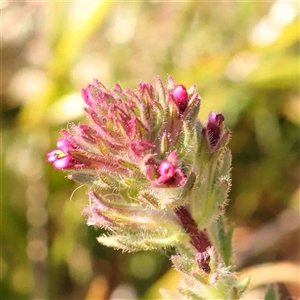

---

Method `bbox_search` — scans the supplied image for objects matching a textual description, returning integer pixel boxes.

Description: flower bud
[171,84,189,114]
[207,112,225,146]
[196,251,211,274]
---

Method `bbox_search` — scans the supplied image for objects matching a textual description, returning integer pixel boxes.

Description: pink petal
[81,87,95,108]
[53,156,72,169]
[167,151,178,165]
[46,150,58,162]
[57,139,71,153]
[158,161,176,178]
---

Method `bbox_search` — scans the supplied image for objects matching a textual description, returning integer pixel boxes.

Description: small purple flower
[155,164,186,187]
[46,139,74,169]
[158,161,176,179]
[207,112,225,146]
[143,151,187,188]
[171,84,189,114]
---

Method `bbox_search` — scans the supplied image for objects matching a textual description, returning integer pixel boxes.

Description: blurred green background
[2,1,299,299]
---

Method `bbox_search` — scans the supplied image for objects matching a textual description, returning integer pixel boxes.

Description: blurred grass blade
[264,283,279,300]
[50,1,114,76]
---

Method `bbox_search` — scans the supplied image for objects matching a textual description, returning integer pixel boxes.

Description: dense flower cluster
[47,76,248,299]
[47,76,205,191]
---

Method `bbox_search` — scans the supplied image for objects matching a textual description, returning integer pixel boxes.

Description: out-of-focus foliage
[2,1,299,299]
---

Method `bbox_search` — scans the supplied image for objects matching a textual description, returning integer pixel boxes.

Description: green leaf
[160,132,170,154]
[178,287,206,300]
[179,172,197,200]
[97,231,185,252]
[216,216,234,266]
[155,76,167,111]
[138,191,161,209]
[171,254,194,275]
[219,148,232,179]
[117,158,141,173]
[184,93,201,124]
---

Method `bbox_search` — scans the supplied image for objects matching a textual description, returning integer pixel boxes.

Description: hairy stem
[174,205,211,252]
[174,205,212,272]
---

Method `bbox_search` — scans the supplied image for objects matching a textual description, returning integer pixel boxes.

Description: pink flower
[46,139,73,169]
[158,161,176,179]
[143,151,187,188]
[155,160,186,187]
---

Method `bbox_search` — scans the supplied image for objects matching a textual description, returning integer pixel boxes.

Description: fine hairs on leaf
[47,76,251,299]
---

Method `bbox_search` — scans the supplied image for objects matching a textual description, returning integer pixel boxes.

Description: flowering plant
[47,76,249,299]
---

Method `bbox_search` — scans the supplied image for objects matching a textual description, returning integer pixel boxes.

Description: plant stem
[174,205,212,272]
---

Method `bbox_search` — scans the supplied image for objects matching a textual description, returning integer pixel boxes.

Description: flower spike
[47,76,248,300]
